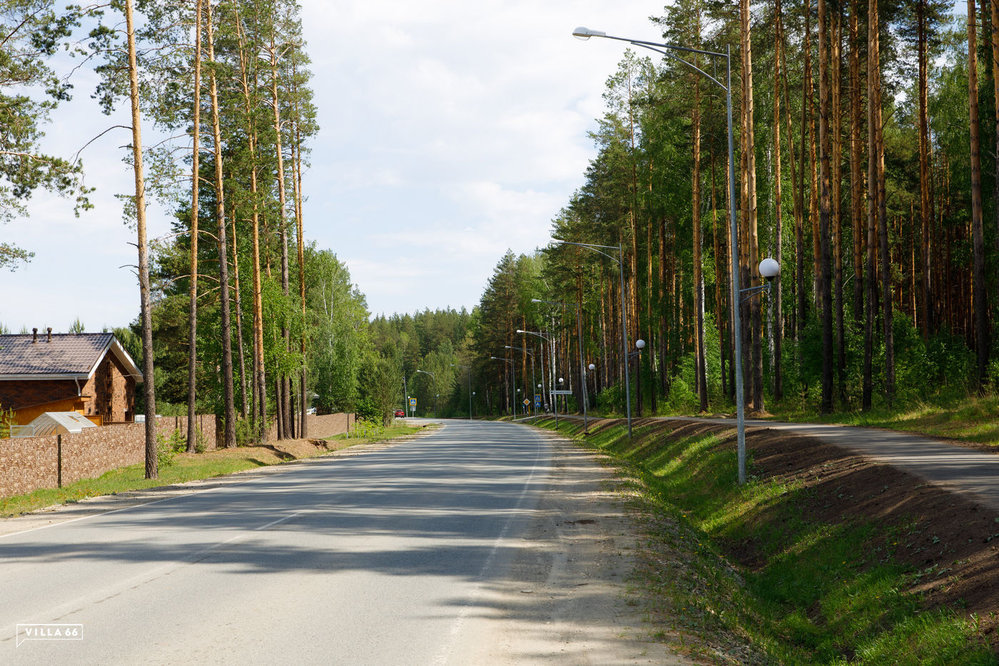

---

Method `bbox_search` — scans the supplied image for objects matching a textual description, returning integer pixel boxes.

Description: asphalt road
[1,420,679,665]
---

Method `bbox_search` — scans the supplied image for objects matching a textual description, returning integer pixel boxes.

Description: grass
[0,422,428,518]
[533,416,997,664]
[766,394,999,447]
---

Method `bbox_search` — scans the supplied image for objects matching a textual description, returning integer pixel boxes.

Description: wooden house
[0,329,143,426]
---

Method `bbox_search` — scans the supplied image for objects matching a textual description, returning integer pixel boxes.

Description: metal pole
[467,370,472,420]
[530,351,536,415]
[512,354,518,416]
[551,333,558,426]
[619,243,632,439]
[577,303,589,433]
[726,46,747,484]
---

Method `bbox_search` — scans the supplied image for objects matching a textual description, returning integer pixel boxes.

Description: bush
[234,418,255,446]
[156,429,185,467]
[596,382,623,414]
[355,396,380,423]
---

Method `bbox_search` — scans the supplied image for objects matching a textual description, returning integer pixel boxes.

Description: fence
[1,413,355,499]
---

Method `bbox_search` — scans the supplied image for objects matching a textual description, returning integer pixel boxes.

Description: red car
[394,409,406,417]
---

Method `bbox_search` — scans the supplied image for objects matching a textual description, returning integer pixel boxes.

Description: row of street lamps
[572,25,780,484]
[403,25,779,487]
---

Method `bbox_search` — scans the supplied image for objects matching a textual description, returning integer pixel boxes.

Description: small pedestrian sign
[409,397,417,408]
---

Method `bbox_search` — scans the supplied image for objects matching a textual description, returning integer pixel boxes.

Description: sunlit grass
[533,417,995,664]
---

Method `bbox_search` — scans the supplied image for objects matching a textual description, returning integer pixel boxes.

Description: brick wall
[0,413,354,499]
[265,412,356,441]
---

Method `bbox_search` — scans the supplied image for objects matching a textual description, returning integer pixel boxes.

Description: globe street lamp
[571,26,749,481]
[517,329,557,424]
[628,339,646,418]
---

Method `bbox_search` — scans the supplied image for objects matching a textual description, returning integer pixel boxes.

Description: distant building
[0,329,143,426]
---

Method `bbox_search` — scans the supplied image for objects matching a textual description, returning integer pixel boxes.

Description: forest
[4,0,998,476]
[367,0,999,423]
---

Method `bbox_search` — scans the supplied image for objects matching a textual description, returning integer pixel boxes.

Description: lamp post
[532,297,590,430]
[627,339,646,418]
[586,363,596,432]
[504,346,536,415]
[572,26,746,479]
[548,239,634,439]
[516,329,555,424]
[489,356,516,417]
[415,369,436,417]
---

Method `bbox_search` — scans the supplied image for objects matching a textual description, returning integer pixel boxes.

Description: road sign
[409,398,417,408]
[551,390,573,395]
[522,398,530,406]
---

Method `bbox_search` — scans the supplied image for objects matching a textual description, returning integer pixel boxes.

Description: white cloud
[4,0,667,330]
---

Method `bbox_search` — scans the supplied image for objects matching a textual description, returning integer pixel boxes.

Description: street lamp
[628,339,646,418]
[741,258,781,300]
[572,26,747,481]
[532,297,590,431]
[517,329,557,424]
[585,363,596,433]
[548,239,634,439]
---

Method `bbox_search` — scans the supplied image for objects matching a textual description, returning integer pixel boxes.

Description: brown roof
[0,333,141,379]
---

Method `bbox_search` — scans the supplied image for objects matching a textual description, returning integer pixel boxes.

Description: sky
[0,1,663,333]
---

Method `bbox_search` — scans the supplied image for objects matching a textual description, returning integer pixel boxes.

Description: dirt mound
[744,425,999,642]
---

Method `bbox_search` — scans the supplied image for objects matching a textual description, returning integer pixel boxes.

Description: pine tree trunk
[125,0,158,476]
[797,5,811,335]
[206,0,236,448]
[992,0,999,270]
[968,0,989,386]
[818,0,835,413]
[269,27,294,440]
[741,0,763,411]
[779,17,802,346]
[849,0,865,326]
[692,17,707,412]
[231,214,250,418]
[773,0,786,401]
[918,0,934,340]
[832,6,846,407]
[292,75,308,437]
[186,0,202,453]
[232,6,266,441]
[863,0,879,411]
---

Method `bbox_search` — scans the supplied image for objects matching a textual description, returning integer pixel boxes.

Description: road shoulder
[448,429,692,665]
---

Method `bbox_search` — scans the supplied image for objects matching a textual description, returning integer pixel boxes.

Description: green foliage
[536,418,995,663]
[0,405,15,439]
[596,382,623,415]
[234,418,255,447]
[155,429,186,467]
[0,1,90,269]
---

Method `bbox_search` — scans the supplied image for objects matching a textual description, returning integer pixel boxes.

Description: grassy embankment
[767,393,999,447]
[533,416,996,664]
[0,421,426,518]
